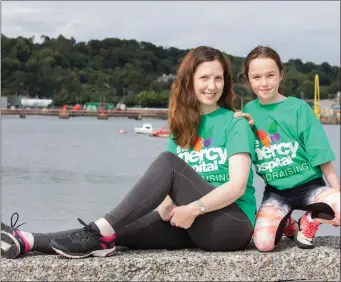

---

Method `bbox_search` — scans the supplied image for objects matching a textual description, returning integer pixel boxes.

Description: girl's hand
[234,112,254,127]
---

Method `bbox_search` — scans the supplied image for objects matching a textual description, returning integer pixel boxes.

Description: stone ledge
[1,236,340,281]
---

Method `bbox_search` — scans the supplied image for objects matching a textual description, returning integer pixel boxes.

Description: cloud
[2,1,340,65]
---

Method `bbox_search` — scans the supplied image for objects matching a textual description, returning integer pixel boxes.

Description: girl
[1,46,257,259]
[238,46,340,251]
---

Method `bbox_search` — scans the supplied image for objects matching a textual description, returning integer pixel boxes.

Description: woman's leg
[103,152,212,230]
[253,191,293,252]
[116,211,196,249]
[295,185,340,249]
[1,211,195,259]
[187,203,253,252]
[51,151,252,258]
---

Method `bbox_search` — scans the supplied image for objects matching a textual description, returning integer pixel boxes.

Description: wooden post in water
[59,110,70,119]
[97,111,108,120]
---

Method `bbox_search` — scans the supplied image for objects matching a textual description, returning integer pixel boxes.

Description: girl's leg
[1,211,195,259]
[295,185,340,249]
[253,191,293,252]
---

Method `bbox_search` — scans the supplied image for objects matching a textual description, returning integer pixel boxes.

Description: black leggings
[32,152,253,253]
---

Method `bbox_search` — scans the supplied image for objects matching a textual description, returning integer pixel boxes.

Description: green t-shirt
[166,107,257,227]
[243,96,335,190]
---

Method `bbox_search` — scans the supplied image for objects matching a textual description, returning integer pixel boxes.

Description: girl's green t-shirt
[243,96,335,190]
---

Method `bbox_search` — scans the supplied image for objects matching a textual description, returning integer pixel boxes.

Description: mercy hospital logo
[176,127,227,174]
[253,121,301,176]
[255,120,281,147]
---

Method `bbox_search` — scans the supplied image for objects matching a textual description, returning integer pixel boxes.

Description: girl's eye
[216,77,223,80]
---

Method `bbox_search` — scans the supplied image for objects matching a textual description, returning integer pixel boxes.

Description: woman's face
[193,60,224,113]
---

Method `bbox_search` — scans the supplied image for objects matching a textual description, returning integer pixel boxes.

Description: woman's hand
[156,202,177,221]
[170,204,199,229]
[234,112,254,127]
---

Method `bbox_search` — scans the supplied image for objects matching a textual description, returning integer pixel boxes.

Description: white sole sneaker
[51,246,116,259]
[294,231,314,249]
[1,231,21,259]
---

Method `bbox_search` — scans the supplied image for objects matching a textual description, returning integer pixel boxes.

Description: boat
[134,123,153,134]
[151,125,170,138]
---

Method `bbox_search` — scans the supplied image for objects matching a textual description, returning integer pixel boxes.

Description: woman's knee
[157,151,182,166]
[158,151,177,161]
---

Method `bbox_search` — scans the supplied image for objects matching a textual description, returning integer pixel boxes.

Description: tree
[1,33,340,107]
[296,80,314,99]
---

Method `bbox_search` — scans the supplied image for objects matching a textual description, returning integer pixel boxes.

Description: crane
[314,74,320,119]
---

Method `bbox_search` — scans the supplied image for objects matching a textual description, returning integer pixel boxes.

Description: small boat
[151,125,170,138]
[134,123,153,134]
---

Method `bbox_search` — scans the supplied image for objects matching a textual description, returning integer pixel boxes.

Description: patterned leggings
[253,177,340,251]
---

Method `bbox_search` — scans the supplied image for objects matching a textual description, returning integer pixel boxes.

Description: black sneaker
[1,212,31,259]
[50,218,116,259]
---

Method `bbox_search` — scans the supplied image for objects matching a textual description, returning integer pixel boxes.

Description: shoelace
[302,221,319,238]
[10,212,26,229]
[69,218,101,241]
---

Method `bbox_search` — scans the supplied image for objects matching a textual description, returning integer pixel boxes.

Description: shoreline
[1,108,340,124]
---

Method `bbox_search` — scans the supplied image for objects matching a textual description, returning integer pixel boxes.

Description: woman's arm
[187,152,251,216]
[320,161,340,190]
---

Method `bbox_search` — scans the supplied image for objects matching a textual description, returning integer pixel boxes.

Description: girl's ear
[279,70,284,82]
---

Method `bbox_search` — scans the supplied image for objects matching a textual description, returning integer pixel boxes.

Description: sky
[2,1,340,66]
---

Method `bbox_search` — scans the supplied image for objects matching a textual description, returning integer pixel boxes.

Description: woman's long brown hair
[168,46,235,148]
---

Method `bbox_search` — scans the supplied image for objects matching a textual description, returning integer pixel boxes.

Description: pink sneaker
[295,211,320,249]
[283,216,299,239]
[1,213,32,259]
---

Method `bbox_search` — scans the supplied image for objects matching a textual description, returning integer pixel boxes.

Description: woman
[2,46,257,259]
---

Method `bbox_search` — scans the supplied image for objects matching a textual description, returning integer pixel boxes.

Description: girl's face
[248,57,283,104]
[193,60,224,114]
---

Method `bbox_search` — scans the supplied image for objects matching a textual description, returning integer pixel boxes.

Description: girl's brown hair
[168,46,235,148]
[243,46,284,89]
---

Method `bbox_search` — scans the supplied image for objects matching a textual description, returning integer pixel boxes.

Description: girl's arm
[320,161,340,190]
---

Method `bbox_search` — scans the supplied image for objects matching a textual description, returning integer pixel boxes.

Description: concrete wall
[1,236,340,281]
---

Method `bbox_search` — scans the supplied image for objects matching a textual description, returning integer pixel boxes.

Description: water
[2,116,340,237]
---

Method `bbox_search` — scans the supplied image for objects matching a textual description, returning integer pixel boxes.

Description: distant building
[305,94,339,110]
[157,74,176,83]
[1,96,8,108]
[336,91,340,105]
[6,96,53,108]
